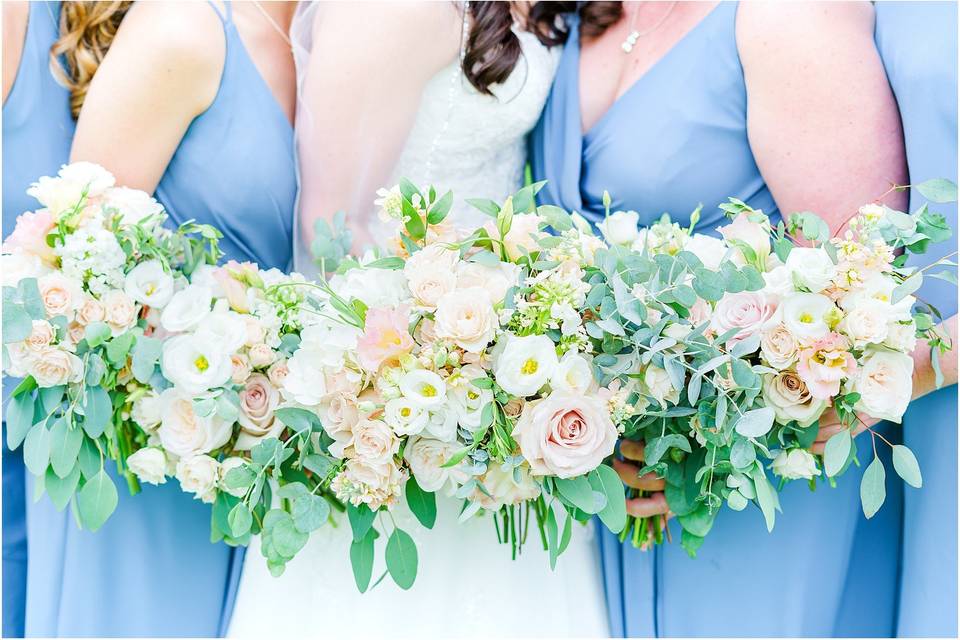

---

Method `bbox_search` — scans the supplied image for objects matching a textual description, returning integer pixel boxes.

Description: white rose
[161,335,233,394]
[838,299,891,348]
[762,372,828,427]
[455,260,520,304]
[160,285,212,333]
[785,247,837,293]
[124,260,174,309]
[597,210,640,246]
[132,391,163,431]
[852,349,914,423]
[473,463,541,510]
[157,388,231,457]
[101,289,138,335]
[762,264,795,299]
[28,347,83,387]
[403,245,459,308]
[176,455,220,503]
[433,287,497,353]
[493,333,558,397]
[383,397,429,436]
[644,365,680,408]
[760,324,801,369]
[1,251,51,288]
[780,293,835,342]
[195,309,247,355]
[102,186,164,226]
[884,320,918,352]
[717,213,770,261]
[127,447,168,485]
[771,449,820,480]
[350,418,400,463]
[398,369,447,409]
[684,233,728,271]
[38,272,83,318]
[550,352,594,395]
[219,457,248,498]
[404,437,466,493]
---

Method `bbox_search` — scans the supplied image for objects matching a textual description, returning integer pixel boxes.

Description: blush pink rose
[514,392,618,479]
[212,261,256,313]
[237,373,279,434]
[796,332,857,400]
[717,212,770,261]
[710,291,778,345]
[356,306,414,372]
[3,210,56,263]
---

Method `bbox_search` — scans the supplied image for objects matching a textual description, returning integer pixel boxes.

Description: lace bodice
[369,27,560,241]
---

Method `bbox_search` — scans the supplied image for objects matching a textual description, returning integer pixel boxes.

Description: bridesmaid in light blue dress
[24,1,294,636]
[531,2,906,635]
[876,3,958,636]
[2,2,75,636]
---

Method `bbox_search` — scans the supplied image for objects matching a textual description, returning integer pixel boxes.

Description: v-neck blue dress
[23,2,294,636]
[530,3,902,636]
[876,3,958,636]
[2,3,75,636]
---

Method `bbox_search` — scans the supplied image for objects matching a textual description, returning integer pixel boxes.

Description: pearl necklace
[622,2,678,53]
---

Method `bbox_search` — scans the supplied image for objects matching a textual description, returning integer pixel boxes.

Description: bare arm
[738,1,908,233]
[296,1,461,248]
[2,1,28,104]
[69,1,223,192]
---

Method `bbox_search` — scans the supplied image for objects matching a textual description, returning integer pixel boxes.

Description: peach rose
[28,347,83,387]
[247,343,276,368]
[433,287,497,353]
[212,261,257,313]
[102,290,138,335]
[267,358,289,387]
[760,323,800,369]
[38,272,83,318]
[230,353,252,384]
[349,418,400,463]
[76,296,106,326]
[24,320,55,352]
[514,392,618,478]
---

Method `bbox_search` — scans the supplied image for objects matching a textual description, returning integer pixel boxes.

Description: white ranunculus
[103,186,164,226]
[157,388,231,457]
[161,334,233,394]
[684,233,728,271]
[455,260,520,304]
[838,299,891,348]
[550,351,594,395]
[852,349,914,423]
[493,333,559,397]
[1,251,51,288]
[473,463,541,510]
[780,292,834,341]
[762,372,828,427]
[329,267,410,309]
[424,406,459,442]
[124,260,175,309]
[597,210,640,246]
[403,244,459,308]
[298,319,362,370]
[785,247,837,293]
[127,447,168,485]
[195,309,247,355]
[176,455,220,503]
[132,391,163,431]
[771,448,820,480]
[160,285,212,332]
[433,287,497,353]
[644,365,680,408]
[398,369,447,409]
[404,436,465,493]
[383,397,429,436]
[281,349,329,407]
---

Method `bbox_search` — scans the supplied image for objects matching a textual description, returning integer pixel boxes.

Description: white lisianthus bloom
[771,449,820,480]
[383,397,429,436]
[160,285,212,332]
[132,391,163,431]
[398,369,447,409]
[597,210,640,246]
[780,292,835,341]
[189,263,224,297]
[125,260,175,309]
[643,365,680,408]
[550,351,594,395]
[785,247,837,293]
[176,455,221,503]
[102,186,164,226]
[195,309,247,355]
[157,388,231,457]
[281,349,329,407]
[448,365,494,429]
[455,260,520,304]
[838,299,891,348]
[839,273,914,321]
[127,447,168,485]
[160,334,233,394]
[493,333,559,397]
[684,233,728,271]
[852,349,914,423]
[404,437,466,493]
[433,287,498,353]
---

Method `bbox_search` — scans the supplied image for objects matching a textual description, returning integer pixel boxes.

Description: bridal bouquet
[596,184,955,554]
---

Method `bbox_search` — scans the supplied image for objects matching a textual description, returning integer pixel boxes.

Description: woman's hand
[811,409,880,454]
[615,440,671,518]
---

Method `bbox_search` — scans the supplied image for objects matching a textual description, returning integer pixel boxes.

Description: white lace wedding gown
[228,15,610,640]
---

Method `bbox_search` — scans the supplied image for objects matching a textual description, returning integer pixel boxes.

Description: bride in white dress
[228,2,610,637]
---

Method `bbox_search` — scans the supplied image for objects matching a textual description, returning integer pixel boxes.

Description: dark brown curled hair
[463,1,623,95]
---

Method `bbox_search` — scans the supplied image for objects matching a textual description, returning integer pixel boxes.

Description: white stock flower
[127,448,168,485]
[493,333,558,397]
[772,449,820,480]
[597,210,640,246]
[161,335,233,394]
[785,247,837,293]
[125,260,175,309]
[160,285,212,332]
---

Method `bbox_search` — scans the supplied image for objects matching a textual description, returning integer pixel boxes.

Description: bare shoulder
[737,1,875,62]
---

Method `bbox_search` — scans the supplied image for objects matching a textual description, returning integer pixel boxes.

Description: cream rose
[127,447,168,485]
[710,291,778,344]
[852,349,914,423]
[514,392,618,478]
[319,391,360,457]
[237,374,279,434]
[349,418,400,463]
[771,448,820,480]
[103,186,164,226]
[644,365,680,408]
[28,347,83,387]
[23,320,55,352]
[433,287,497,353]
[176,455,220,503]
[403,244,459,308]
[550,351,594,395]
[132,391,163,431]
[157,389,231,457]
[38,272,83,318]
[597,210,640,246]
[267,358,289,387]
[718,213,770,261]
[101,289,138,335]
[838,300,890,349]
[247,343,276,368]
[404,436,466,493]
[762,372,828,427]
[760,324,801,369]
[486,214,545,260]
[474,463,542,510]
[75,296,106,326]
[455,260,520,304]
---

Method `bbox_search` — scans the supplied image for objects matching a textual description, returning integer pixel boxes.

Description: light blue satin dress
[876,3,958,636]
[2,3,75,637]
[530,3,902,635]
[24,2,294,636]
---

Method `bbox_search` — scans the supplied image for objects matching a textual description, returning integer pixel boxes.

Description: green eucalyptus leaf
[49,416,83,478]
[350,528,377,592]
[891,444,922,489]
[77,469,119,531]
[45,463,81,511]
[80,386,112,438]
[2,303,32,343]
[23,422,53,476]
[589,465,627,534]
[348,503,377,542]
[385,528,418,590]
[823,429,852,477]
[860,456,887,518]
[5,392,36,450]
[405,476,437,529]
[914,178,958,203]
[555,475,598,514]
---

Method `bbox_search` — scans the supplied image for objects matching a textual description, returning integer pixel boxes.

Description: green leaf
[347,503,376,542]
[131,335,163,384]
[555,475,599,514]
[2,303,32,343]
[49,416,83,479]
[589,465,627,534]
[426,190,453,224]
[274,407,323,433]
[891,444,922,488]
[729,439,756,469]
[292,494,330,533]
[105,332,135,366]
[537,204,573,232]
[349,528,377,592]
[385,528,418,590]
[18,278,45,320]
[643,434,691,466]
[680,529,705,558]
[45,463,81,511]
[823,429,852,477]
[80,386,112,438]
[860,456,887,518]
[752,465,779,532]
[5,392,36,450]
[85,353,106,386]
[303,453,336,479]
[465,198,501,218]
[892,274,922,304]
[405,476,437,529]
[677,503,716,537]
[77,469,118,531]
[734,407,775,438]
[401,197,425,240]
[914,178,958,203]
[271,513,309,558]
[23,422,52,476]
[77,437,102,480]
[228,502,253,537]
[84,322,112,348]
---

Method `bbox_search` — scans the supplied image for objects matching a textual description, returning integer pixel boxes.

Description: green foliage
[385,528,418,590]
[405,477,437,529]
[77,469,119,531]
[860,457,886,519]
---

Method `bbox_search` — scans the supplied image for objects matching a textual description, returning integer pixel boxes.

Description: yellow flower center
[194,355,209,372]
[420,384,437,398]
[145,282,156,296]
[521,359,539,375]
[400,407,411,418]
[799,312,814,324]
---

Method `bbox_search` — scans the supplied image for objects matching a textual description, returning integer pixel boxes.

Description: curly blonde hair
[50,0,132,118]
